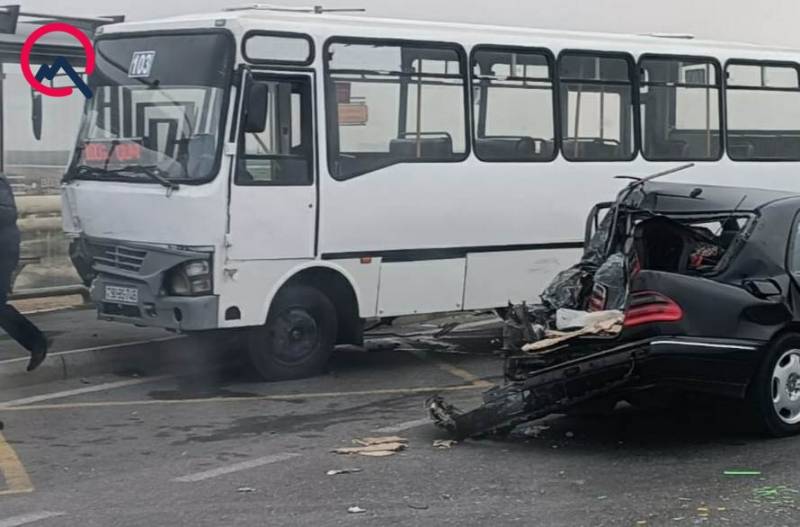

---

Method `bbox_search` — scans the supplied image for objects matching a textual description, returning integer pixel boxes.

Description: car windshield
[66,31,234,183]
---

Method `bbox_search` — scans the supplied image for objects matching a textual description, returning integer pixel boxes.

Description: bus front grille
[89,242,148,273]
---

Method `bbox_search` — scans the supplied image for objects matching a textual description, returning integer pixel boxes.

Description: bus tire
[748,333,800,437]
[247,284,337,381]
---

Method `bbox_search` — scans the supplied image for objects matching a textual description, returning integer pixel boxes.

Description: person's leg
[0,304,48,371]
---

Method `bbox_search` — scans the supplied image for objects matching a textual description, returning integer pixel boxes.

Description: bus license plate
[104,285,139,305]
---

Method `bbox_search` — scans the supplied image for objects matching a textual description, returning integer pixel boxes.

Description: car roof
[628,181,800,215]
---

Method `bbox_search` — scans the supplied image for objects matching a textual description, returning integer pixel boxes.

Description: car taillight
[623,291,683,327]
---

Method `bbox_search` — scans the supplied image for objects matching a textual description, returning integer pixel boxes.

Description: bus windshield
[67,31,234,183]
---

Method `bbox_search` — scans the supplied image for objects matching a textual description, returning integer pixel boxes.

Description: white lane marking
[0,512,66,527]
[0,336,184,366]
[0,375,172,408]
[173,453,300,483]
[373,418,431,434]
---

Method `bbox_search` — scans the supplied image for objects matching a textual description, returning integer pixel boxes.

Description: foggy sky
[16,0,800,49]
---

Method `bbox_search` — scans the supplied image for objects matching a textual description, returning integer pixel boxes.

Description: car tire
[246,284,337,382]
[749,333,800,437]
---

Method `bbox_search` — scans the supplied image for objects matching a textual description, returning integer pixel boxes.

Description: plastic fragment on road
[723,470,761,476]
[348,506,366,514]
[333,436,408,457]
[432,439,456,449]
[326,468,363,476]
[236,487,256,493]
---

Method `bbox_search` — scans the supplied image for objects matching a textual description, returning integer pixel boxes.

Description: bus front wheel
[247,284,337,381]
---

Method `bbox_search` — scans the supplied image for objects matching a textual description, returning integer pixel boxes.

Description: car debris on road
[333,436,409,457]
[429,167,800,439]
[326,468,363,476]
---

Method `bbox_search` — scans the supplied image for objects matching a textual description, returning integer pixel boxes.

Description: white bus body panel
[463,248,582,309]
[217,258,375,327]
[227,185,316,260]
[377,259,467,317]
[61,177,227,247]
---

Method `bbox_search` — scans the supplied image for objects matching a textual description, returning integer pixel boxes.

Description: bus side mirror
[244,82,268,133]
[31,90,42,141]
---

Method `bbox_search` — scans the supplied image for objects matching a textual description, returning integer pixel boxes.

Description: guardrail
[9,284,90,302]
[13,194,87,302]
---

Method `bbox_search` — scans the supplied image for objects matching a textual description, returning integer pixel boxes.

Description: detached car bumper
[431,335,768,439]
[505,335,765,399]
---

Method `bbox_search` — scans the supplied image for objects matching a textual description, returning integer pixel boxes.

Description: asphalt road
[0,342,799,526]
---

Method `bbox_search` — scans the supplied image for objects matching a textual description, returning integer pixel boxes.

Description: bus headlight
[166,259,212,296]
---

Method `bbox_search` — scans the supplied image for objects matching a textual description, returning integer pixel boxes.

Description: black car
[430,180,800,439]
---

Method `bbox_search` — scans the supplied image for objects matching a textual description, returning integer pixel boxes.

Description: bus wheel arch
[276,266,363,348]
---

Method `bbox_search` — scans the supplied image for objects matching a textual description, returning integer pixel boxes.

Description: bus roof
[103,7,800,59]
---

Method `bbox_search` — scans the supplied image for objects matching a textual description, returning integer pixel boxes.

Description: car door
[227,72,316,260]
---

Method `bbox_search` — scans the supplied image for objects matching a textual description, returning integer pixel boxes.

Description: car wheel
[247,284,337,381]
[750,333,800,437]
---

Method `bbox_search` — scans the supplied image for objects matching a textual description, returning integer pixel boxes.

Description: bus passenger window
[471,47,555,162]
[558,53,636,161]
[639,57,721,161]
[325,39,468,179]
[237,78,313,186]
[726,62,800,161]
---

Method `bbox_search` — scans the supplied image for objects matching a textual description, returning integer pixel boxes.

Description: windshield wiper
[69,164,180,192]
[113,165,180,192]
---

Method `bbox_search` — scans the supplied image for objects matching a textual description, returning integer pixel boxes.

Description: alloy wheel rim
[772,349,800,425]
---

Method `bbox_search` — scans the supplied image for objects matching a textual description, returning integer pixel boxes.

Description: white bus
[62,6,800,380]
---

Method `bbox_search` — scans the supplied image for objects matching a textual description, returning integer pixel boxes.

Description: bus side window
[325,39,468,180]
[726,62,800,161]
[471,47,556,162]
[558,52,636,162]
[639,56,722,161]
[237,77,313,186]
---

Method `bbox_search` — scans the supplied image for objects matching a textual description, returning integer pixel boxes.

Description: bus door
[227,72,317,260]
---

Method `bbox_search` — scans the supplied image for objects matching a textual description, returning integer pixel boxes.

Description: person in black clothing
[0,175,47,371]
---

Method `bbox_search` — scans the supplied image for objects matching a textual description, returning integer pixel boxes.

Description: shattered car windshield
[66,32,233,183]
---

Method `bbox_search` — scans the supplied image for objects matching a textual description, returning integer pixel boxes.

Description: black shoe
[26,337,49,372]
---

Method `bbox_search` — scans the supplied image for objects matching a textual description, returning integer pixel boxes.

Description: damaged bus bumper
[82,237,219,331]
[428,336,764,439]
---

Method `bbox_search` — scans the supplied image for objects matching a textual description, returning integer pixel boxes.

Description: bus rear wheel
[247,284,337,381]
